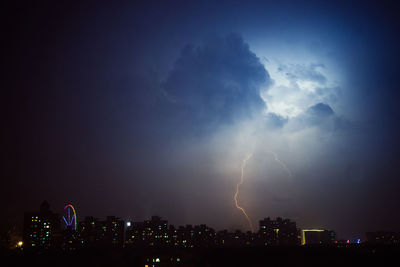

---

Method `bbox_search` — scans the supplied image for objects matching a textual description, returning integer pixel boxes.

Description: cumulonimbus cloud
[158,33,348,138]
[160,33,270,133]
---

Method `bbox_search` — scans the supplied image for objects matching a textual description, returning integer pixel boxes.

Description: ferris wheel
[62,204,77,230]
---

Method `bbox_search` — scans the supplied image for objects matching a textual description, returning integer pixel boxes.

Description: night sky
[3,0,400,240]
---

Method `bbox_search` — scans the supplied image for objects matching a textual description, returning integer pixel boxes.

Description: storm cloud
[161,34,270,133]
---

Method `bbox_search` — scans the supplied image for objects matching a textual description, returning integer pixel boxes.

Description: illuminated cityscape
[0,200,397,266]
[2,201,394,250]
[18,202,338,250]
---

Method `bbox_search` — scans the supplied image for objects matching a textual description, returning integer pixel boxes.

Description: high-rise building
[104,216,125,248]
[258,217,300,245]
[78,216,103,247]
[301,229,335,245]
[125,216,217,249]
[126,216,168,248]
[77,216,124,248]
[23,201,61,249]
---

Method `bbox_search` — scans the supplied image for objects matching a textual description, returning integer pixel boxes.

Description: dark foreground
[3,245,399,267]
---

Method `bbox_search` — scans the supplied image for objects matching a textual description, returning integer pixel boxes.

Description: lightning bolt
[266,150,293,178]
[234,153,254,232]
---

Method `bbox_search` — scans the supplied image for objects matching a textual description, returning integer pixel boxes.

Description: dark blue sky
[3,0,400,239]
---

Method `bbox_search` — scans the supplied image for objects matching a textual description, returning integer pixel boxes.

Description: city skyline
[20,200,341,250]
[17,200,399,250]
[18,200,373,242]
[2,199,399,266]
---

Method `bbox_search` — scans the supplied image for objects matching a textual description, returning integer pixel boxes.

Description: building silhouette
[125,216,169,248]
[21,204,343,250]
[301,229,336,245]
[23,201,61,249]
[258,217,300,245]
[78,216,103,247]
[104,216,125,248]
[125,216,217,248]
[77,216,124,248]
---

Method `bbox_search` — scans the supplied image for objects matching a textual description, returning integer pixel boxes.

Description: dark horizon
[3,0,400,243]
